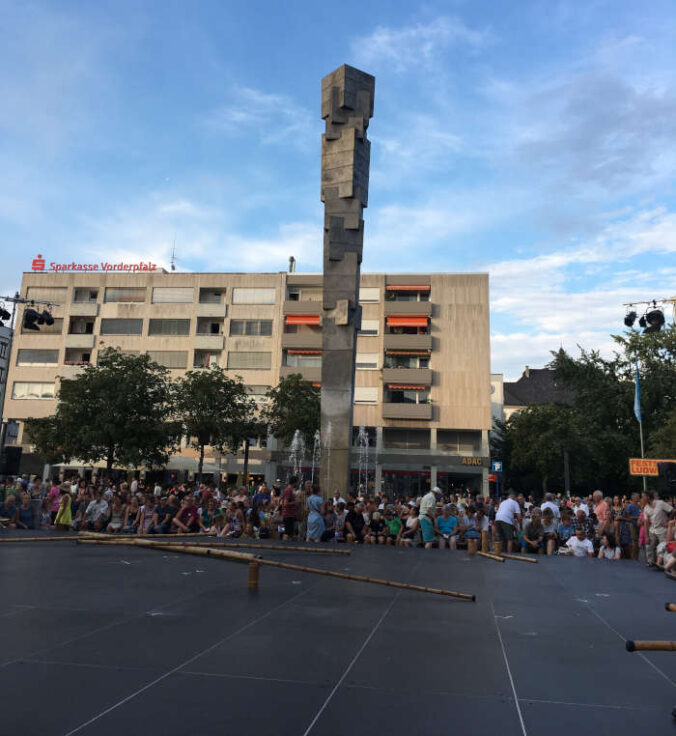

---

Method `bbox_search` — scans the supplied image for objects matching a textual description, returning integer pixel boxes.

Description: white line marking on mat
[62,588,311,736]
[491,601,528,736]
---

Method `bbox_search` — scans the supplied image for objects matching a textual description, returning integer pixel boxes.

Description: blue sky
[1,0,674,379]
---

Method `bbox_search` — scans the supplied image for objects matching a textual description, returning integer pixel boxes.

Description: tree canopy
[171,368,256,479]
[496,325,675,494]
[263,373,320,449]
[26,348,177,471]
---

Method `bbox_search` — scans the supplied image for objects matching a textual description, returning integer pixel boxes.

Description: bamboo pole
[78,532,351,555]
[78,536,476,601]
[626,640,676,652]
[0,535,80,543]
[256,557,475,601]
[477,550,505,563]
[248,562,259,591]
[665,603,676,613]
[78,538,258,563]
[500,552,538,564]
[467,539,478,556]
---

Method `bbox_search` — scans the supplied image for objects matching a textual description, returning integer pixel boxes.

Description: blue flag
[634,362,642,423]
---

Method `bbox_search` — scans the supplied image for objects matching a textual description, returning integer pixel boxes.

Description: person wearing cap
[419,487,442,549]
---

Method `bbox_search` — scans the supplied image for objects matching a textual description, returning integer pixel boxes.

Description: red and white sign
[31,254,158,273]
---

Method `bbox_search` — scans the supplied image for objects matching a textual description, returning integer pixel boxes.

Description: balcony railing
[382,368,432,385]
[383,301,432,316]
[382,403,433,420]
[383,334,432,351]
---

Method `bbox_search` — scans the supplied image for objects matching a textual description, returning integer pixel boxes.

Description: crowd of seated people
[0,476,674,573]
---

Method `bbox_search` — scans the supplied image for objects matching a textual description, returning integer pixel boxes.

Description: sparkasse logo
[32,254,46,271]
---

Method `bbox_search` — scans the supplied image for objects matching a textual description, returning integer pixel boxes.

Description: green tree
[25,348,177,472]
[649,407,676,458]
[171,368,256,480]
[503,404,587,493]
[263,373,320,448]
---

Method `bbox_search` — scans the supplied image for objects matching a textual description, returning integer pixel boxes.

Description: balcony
[69,303,99,317]
[280,365,321,383]
[65,334,95,349]
[383,301,432,316]
[383,334,432,351]
[196,303,228,318]
[382,403,433,420]
[382,368,432,385]
[194,335,225,351]
[282,301,322,315]
[281,332,322,350]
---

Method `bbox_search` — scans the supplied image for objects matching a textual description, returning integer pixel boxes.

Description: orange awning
[385,350,431,356]
[386,284,431,291]
[388,384,427,390]
[285,315,320,326]
[386,316,429,328]
[287,349,322,355]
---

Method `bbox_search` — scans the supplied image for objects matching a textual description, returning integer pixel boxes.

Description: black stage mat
[1,532,674,735]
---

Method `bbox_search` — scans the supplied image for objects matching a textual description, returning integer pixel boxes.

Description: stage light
[0,306,10,322]
[624,310,637,327]
[643,308,665,334]
[41,310,54,326]
[638,315,647,329]
[22,308,40,331]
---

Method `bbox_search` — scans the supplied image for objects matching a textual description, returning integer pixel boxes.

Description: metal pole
[563,449,570,497]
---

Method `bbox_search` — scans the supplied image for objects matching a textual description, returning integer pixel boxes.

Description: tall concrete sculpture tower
[319,64,375,497]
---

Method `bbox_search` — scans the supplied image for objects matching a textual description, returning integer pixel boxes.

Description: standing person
[419,487,442,549]
[619,493,641,560]
[305,485,325,543]
[592,491,611,537]
[494,492,522,553]
[281,476,298,541]
[54,493,72,531]
[643,492,674,568]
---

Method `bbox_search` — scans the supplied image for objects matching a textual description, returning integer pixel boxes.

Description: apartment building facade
[4,270,491,496]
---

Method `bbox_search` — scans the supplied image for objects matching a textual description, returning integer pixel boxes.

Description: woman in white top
[598,532,621,560]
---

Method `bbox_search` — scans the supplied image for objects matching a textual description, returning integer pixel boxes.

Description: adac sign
[461,456,488,467]
[31,254,158,273]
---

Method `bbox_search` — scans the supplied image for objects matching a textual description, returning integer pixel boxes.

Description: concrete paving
[1,532,674,735]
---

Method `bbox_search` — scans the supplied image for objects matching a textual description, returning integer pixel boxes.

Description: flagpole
[638,419,647,493]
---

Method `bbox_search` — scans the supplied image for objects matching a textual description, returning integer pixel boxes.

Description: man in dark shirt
[172,495,199,533]
[345,501,365,543]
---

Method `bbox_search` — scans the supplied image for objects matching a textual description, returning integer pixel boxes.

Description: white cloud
[351,16,490,72]
[202,85,316,149]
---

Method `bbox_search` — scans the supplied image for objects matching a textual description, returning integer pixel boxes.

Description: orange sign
[629,458,676,476]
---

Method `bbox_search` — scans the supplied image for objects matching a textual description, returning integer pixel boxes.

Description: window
[359,319,379,336]
[385,354,430,369]
[247,385,271,402]
[356,353,379,370]
[100,319,143,335]
[12,382,56,400]
[17,349,59,365]
[69,318,94,334]
[0,341,8,358]
[151,287,194,303]
[386,388,429,404]
[354,387,378,404]
[283,352,321,368]
[73,288,98,303]
[22,317,63,335]
[193,351,221,368]
[230,320,273,336]
[352,425,377,446]
[26,287,67,303]
[199,289,224,304]
[104,287,146,303]
[383,428,430,450]
[227,352,272,370]
[148,319,190,336]
[0,367,5,384]
[437,430,481,453]
[146,351,188,369]
[231,288,276,305]
[197,319,223,335]
[358,287,380,303]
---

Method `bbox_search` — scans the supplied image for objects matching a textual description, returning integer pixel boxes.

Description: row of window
[21,318,274,337]
[24,284,422,307]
